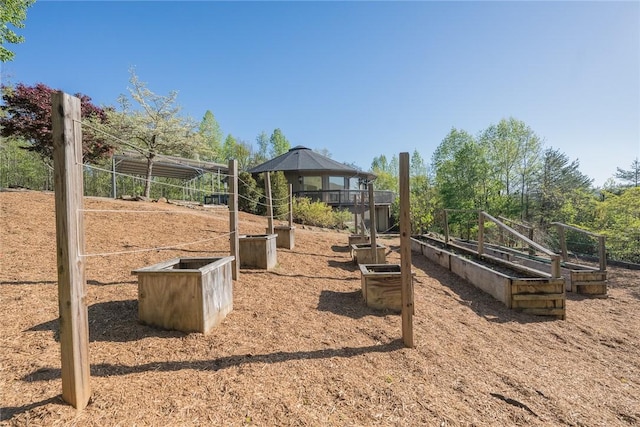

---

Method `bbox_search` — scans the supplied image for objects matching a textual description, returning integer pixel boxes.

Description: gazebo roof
[248,146,374,179]
[113,151,228,181]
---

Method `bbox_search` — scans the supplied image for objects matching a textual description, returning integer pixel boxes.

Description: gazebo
[248,146,394,231]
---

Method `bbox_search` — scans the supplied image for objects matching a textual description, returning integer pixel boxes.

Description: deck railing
[293,189,395,206]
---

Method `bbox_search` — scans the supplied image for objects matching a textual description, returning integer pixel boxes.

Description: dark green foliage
[238,171,262,214]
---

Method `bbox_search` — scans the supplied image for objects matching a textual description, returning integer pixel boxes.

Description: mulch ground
[1,190,639,426]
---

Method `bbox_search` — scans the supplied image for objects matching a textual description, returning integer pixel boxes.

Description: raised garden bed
[348,234,370,247]
[351,243,386,265]
[412,236,566,319]
[132,257,234,333]
[359,264,413,311]
[239,234,277,270]
[453,239,607,296]
[269,225,295,250]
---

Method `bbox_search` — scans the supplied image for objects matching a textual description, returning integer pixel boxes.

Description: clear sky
[2,1,639,187]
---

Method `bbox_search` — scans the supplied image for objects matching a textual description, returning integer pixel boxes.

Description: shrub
[293,197,348,229]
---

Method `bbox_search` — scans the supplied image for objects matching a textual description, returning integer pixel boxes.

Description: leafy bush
[292,197,349,229]
[333,208,352,230]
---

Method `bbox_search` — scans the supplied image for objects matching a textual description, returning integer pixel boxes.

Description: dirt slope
[1,191,639,426]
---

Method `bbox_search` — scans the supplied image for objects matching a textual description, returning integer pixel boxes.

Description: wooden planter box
[351,243,387,265]
[570,269,607,295]
[349,234,370,247]
[239,234,277,270]
[268,226,295,250]
[132,257,234,333]
[412,237,565,319]
[360,264,412,311]
[455,240,608,296]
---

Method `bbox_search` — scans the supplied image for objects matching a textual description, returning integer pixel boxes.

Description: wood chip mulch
[1,190,639,426]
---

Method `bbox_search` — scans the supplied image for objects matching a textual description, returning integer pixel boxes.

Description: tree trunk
[144,155,154,198]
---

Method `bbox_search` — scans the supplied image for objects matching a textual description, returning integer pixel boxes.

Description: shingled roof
[248,146,373,178]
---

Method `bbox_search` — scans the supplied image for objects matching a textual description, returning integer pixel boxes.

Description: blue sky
[2,1,639,187]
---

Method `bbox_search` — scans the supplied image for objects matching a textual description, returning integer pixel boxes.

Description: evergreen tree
[198,110,223,161]
[614,158,640,188]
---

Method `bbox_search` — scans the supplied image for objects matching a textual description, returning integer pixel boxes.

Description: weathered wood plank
[52,92,91,409]
[519,308,566,317]
[228,160,240,280]
[399,152,414,347]
[511,293,565,301]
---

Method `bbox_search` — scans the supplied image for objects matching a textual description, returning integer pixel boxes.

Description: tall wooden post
[399,152,414,348]
[52,92,91,409]
[264,172,274,234]
[111,156,117,199]
[477,212,485,255]
[368,183,377,263]
[353,195,358,234]
[528,227,535,256]
[228,160,240,280]
[288,184,293,228]
[443,210,450,246]
[360,193,366,236]
[557,224,568,262]
[598,235,607,271]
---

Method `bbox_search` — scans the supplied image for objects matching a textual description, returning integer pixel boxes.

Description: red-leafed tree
[0,82,114,162]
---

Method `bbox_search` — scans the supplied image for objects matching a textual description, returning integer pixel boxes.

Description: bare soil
[1,190,639,426]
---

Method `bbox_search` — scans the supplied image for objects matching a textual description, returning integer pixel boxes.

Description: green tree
[198,110,223,161]
[596,187,640,263]
[255,171,288,218]
[269,128,290,158]
[0,0,35,62]
[370,154,398,192]
[237,171,262,214]
[254,130,269,164]
[220,134,252,169]
[106,69,202,198]
[432,128,491,238]
[614,158,640,188]
[532,147,592,226]
[480,117,542,217]
[410,149,427,178]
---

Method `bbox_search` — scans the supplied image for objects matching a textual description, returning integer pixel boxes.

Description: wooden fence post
[360,193,366,236]
[288,184,293,228]
[264,172,274,234]
[368,183,377,263]
[478,212,485,255]
[228,159,240,280]
[353,194,358,234]
[443,210,450,246]
[556,223,568,262]
[598,235,607,271]
[52,91,91,409]
[399,152,414,348]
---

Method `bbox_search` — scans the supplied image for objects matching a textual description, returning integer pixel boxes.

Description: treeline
[1,76,638,262]
[370,118,639,264]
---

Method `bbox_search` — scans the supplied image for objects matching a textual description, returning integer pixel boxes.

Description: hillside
[1,190,639,426]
